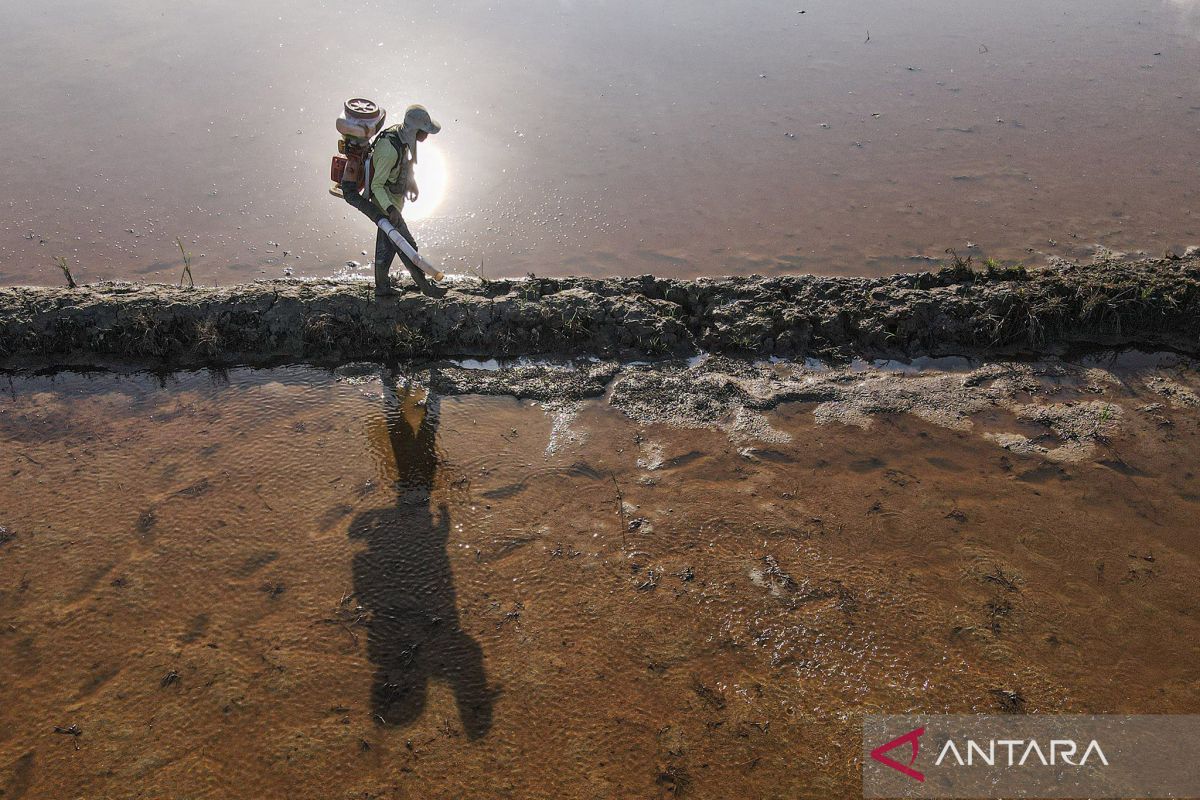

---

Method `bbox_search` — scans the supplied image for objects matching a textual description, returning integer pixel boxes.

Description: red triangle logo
[870,726,926,782]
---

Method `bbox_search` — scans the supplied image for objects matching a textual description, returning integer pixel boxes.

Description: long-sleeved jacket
[370,128,416,214]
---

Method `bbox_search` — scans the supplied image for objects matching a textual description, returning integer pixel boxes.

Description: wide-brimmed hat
[403,104,441,135]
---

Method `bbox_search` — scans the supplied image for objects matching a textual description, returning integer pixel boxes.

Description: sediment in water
[1,255,1198,369]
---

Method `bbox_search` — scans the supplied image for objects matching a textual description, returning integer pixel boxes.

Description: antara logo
[870,727,1110,783]
[871,727,926,782]
[935,738,1109,767]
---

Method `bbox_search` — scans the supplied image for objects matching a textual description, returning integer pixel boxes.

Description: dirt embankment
[1,255,1198,368]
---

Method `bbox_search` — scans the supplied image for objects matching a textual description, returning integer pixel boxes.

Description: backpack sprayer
[329,97,443,281]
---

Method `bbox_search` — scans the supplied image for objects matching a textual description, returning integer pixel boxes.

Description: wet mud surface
[2,254,1200,369]
[2,354,1199,798]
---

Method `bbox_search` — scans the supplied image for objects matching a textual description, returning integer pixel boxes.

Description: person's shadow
[349,370,493,739]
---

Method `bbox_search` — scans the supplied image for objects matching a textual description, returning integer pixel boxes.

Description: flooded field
[5,0,1199,795]
[2,355,1199,797]
[3,0,1200,285]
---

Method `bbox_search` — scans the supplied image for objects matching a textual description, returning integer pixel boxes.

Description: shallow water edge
[2,354,1198,798]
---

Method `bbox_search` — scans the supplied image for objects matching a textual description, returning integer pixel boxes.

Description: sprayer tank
[336,97,386,141]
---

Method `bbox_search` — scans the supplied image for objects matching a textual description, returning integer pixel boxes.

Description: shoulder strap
[371,126,405,153]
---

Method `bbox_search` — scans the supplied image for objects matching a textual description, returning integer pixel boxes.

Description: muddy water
[2,0,1199,286]
[2,359,1199,797]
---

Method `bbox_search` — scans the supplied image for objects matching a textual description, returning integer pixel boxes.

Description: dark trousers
[375,217,431,290]
[340,179,429,290]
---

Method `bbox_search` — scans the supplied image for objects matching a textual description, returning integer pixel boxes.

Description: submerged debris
[990,688,1027,714]
[53,724,83,750]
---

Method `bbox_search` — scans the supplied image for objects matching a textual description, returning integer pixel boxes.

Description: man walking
[341,104,446,298]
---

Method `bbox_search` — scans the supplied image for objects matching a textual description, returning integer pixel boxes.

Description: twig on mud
[252,485,275,511]
[497,603,523,630]
[983,567,1020,592]
[609,471,628,550]
[1094,437,1140,478]
[738,756,762,772]
[314,593,369,646]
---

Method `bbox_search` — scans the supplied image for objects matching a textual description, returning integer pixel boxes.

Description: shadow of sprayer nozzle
[349,369,494,738]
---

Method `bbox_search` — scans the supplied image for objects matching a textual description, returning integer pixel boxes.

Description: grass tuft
[177,238,195,289]
[55,256,77,289]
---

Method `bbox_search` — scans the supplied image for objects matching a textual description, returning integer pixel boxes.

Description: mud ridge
[2,255,1199,368]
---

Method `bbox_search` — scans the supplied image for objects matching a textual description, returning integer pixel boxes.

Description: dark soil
[2,255,1198,368]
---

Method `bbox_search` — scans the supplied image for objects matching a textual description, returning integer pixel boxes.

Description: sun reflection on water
[404,142,448,223]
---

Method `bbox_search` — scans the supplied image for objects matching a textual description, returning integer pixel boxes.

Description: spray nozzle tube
[378,219,444,282]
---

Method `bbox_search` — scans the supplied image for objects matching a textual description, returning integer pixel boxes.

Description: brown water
[2,360,1199,797]
[2,0,1199,285]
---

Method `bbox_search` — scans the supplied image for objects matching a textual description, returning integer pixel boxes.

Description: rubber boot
[408,265,447,299]
[375,262,398,298]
